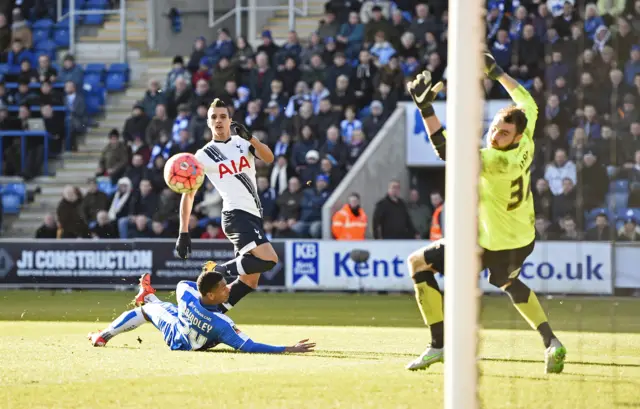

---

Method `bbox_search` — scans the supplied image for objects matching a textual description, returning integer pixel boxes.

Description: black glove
[231,121,253,141]
[406,70,444,116]
[175,232,192,259]
[483,52,504,80]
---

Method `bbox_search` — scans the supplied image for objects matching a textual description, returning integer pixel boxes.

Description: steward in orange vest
[332,195,368,240]
[429,203,444,240]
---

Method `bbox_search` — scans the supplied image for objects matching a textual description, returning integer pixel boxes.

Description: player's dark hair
[210,98,229,113]
[498,106,528,136]
[196,270,225,297]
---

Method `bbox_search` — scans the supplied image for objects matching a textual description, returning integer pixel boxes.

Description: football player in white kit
[175,98,276,313]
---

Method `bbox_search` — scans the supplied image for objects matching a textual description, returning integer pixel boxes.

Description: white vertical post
[235,0,242,37]
[69,0,76,55]
[288,0,295,30]
[444,0,482,408]
[248,0,257,44]
[56,0,62,22]
[147,0,156,50]
[209,0,215,27]
[120,0,127,63]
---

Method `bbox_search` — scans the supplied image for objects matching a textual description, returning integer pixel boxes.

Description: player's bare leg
[207,242,278,313]
[405,241,445,371]
[495,277,566,374]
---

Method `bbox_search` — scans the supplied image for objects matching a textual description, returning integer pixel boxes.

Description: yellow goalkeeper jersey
[478,85,537,251]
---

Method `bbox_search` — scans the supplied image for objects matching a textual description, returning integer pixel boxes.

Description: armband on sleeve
[429,127,447,161]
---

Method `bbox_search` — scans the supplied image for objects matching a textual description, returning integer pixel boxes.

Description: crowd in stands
[26,0,640,243]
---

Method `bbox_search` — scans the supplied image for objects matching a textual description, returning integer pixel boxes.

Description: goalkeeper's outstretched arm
[420,111,448,161]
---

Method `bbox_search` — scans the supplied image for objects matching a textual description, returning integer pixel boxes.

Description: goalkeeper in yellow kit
[404,53,566,374]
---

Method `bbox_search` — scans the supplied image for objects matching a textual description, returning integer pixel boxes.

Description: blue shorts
[142,302,190,351]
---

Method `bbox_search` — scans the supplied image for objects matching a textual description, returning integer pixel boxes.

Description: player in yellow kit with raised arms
[404,52,566,374]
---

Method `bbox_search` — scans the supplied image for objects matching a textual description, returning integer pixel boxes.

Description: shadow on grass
[481,357,640,369]
[202,348,414,360]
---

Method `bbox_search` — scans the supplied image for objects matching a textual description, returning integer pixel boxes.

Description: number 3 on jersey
[507,163,531,211]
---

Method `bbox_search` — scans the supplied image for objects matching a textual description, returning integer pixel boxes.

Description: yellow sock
[513,290,548,330]
[414,281,444,326]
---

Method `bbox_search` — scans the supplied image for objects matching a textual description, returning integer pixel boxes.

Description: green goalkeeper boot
[544,338,566,374]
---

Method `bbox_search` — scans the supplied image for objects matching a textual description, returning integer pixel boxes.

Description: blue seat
[53,27,70,48]
[1,193,21,214]
[606,191,629,211]
[83,13,105,25]
[616,208,640,230]
[85,0,108,7]
[83,72,102,87]
[105,72,125,91]
[34,40,57,60]
[32,19,53,43]
[2,183,27,204]
[108,63,130,82]
[610,179,629,193]
[83,84,106,115]
[84,63,106,74]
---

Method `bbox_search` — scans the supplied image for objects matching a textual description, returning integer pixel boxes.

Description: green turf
[1,291,639,409]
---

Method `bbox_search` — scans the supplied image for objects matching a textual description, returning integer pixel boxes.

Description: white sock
[101,307,146,341]
[144,293,161,304]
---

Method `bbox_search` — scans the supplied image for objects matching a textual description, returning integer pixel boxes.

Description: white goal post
[444,0,483,408]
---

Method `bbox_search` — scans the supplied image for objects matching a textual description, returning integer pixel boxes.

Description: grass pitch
[1,291,639,409]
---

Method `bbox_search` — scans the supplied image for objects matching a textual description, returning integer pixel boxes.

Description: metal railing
[209,0,308,39]
[56,0,156,63]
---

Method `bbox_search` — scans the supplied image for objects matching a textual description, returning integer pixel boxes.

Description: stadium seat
[606,192,629,211]
[83,84,106,115]
[53,26,70,48]
[105,64,129,92]
[2,183,27,204]
[85,63,106,74]
[34,40,58,60]
[609,179,629,193]
[83,0,107,24]
[1,193,21,214]
[32,19,54,43]
[84,64,105,87]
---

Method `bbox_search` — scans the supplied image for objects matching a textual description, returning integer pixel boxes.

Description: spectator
[257,176,278,220]
[107,177,133,223]
[373,81,398,113]
[257,30,280,65]
[123,103,150,143]
[81,178,110,223]
[165,77,192,119]
[230,35,254,72]
[364,6,393,45]
[263,79,288,111]
[57,54,84,87]
[293,174,331,238]
[91,210,117,239]
[545,149,577,195]
[353,50,377,109]
[244,100,266,132]
[148,132,173,172]
[285,81,311,119]
[150,219,172,238]
[270,154,293,195]
[129,215,152,238]
[147,155,167,193]
[558,216,582,240]
[145,104,172,146]
[193,180,222,220]
[39,81,63,106]
[584,212,612,241]
[57,185,90,239]
[0,13,8,51]
[36,55,57,83]
[329,75,357,113]
[130,135,151,167]
[188,102,209,143]
[612,17,636,66]
[64,80,86,141]
[313,98,340,139]
[346,128,368,170]
[273,217,299,238]
[511,24,543,79]
[276,177,303,220]
[373,180,418,239]
[172,103,191,143]
[625,45,640,85]
[291,127,319,171]
[206,28,235,66]
[617,214,640,241]
[369,31,396,66]
[35,213,58,239]
[118,179,158,238]
[584,4,605,40]
[552,1,580,38]
[165,56,191,90]
[299,149,321,186]
[210,57,236,96]
[337,12,364,59]
[42,104,64,155]
[318,11,341,42]
[407,189,431,239]
[546,51,570,90]
[276,30,303,67]
[123,154,149,190]
[362,100,386,137]
[266,103,286,145]
[319,157,343,190]
[340,106,363,143]
[187,36,207,73]
[18,59,37,83]
[535,215,554,240]
[320,126,348,170]
[10,8,32,49]
[302,54,327,86]
[7,39,31,66]
[200,220,226,239]
[14,81,34,106]
[552,178,577,222]
[190,79,215,113]
[248,52,275,102]
[140,79,165,118]
[578,151,609,210]
[490,30,512,74]
[96,129,129,183]
[332,192,368,240]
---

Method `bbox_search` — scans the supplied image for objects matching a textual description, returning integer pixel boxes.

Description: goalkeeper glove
[406,70,444,117]
[175,232,192,259]
[231,121,253,141]
[483,52,504,80]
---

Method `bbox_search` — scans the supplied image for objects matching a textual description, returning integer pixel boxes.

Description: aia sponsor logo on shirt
[219,156,251,178]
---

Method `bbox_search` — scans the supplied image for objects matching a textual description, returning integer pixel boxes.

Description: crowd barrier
[0,239,637,294]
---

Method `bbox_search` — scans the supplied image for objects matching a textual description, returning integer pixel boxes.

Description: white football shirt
[195,135,263,218]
